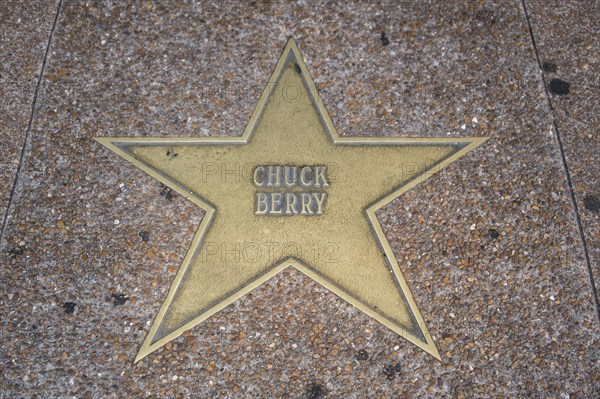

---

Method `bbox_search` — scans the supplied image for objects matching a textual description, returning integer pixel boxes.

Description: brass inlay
[95,38,487,362]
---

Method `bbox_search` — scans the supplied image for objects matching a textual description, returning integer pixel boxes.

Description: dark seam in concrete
[521,0,600,323]
[0,0,64,243]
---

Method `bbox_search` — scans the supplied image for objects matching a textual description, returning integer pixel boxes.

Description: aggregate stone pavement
[0,0,58,235]
[526,0,600,296]
[1,1,599,398]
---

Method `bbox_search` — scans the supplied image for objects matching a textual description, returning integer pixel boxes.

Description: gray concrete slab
[526,0,600,302]
[0,1,58,236]
[1,1,599,397]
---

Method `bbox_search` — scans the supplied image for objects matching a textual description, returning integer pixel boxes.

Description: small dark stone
[32,325,38,330]
[488,228,500,239]
[159,184,174,201]
[380,31,390,46]
[306,383,326,399]
[542,61,557,73]
[383,363,402,381]
[63,302,77,314]
[111,293,130,306]
[549,78,570,95]
[294,63,301,74]
[138,230,150,242]
[8,246,24,256]
[356,349,369,361]
[583,195,600,214]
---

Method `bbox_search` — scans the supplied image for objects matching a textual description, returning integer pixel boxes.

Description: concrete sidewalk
[1,1,598,397]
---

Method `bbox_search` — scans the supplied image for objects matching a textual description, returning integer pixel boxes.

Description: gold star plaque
[96,38,485,362]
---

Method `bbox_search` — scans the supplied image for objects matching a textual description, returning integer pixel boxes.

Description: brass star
[96,38,486,362]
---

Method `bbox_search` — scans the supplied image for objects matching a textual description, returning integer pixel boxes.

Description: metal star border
[96,38,486,362]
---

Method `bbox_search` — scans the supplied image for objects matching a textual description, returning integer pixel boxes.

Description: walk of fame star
[96,38,486,362]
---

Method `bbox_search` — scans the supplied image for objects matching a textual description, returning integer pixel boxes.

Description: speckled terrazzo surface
[526,0,600,295]
[1,1,599,398]
[0,1,57,232]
